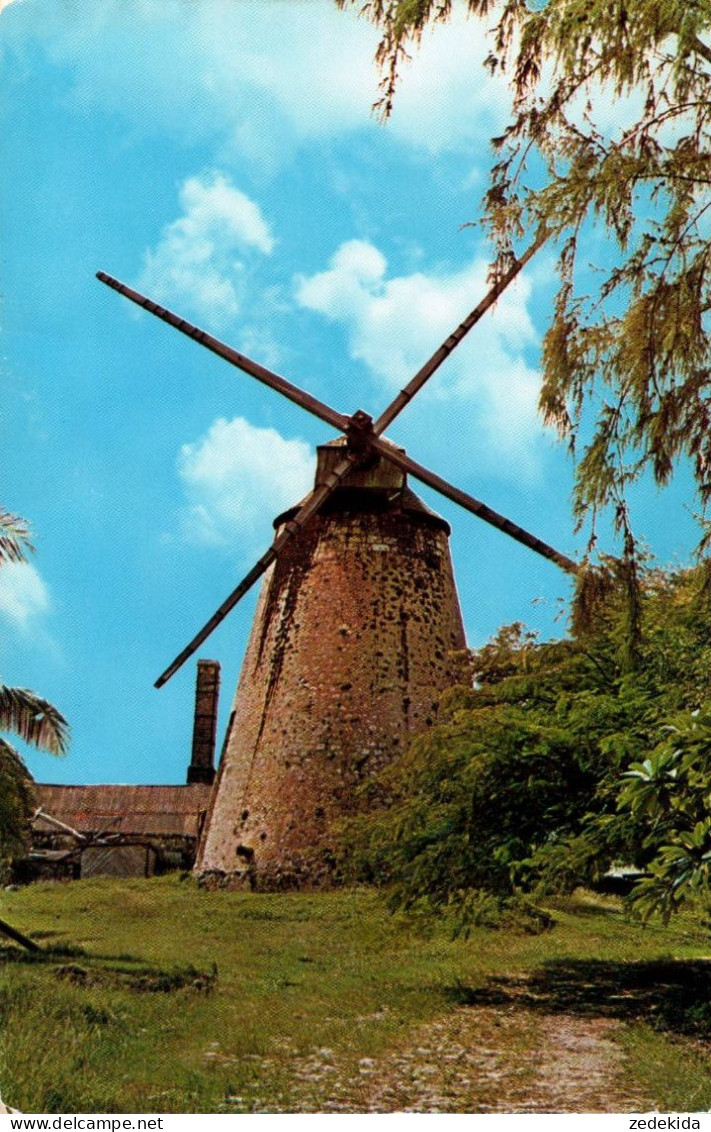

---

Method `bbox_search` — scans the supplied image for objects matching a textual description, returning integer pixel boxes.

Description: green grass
[0,877,710,1113]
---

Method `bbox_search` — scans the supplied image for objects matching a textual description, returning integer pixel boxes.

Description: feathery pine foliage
[0,507,68,874]
[338,561,711,923]
[338,0,711,550]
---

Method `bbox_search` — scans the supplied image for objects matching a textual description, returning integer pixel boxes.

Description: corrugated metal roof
[33,783,213,838]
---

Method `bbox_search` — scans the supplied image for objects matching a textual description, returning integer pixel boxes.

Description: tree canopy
[338,0,711,553]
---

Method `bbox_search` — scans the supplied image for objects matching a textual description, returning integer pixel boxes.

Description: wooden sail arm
[372,437,577,574]
[96,273,350,434]
[372,225,548,436]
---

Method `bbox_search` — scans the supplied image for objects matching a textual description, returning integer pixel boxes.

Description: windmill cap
[315,438,405,492]
[274,438,451,534]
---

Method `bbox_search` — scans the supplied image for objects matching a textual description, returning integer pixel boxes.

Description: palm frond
[0,509,34,566]
[0,686,69,756]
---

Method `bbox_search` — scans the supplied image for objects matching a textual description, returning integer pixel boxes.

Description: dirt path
[259,1005,655,1113]
[351,1009,648,1113]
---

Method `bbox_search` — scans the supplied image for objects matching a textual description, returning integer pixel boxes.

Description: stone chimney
[187,659,220,785]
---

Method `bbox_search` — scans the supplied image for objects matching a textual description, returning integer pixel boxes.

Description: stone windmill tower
[97,229,576,888]
[195,441,467,886]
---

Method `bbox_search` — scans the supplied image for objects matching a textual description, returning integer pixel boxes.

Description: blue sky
[0,0,699,786]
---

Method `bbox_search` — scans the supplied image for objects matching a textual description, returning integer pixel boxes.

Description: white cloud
[25,2,506,164]
[0,561,50,631]
[178,416,314,550]
[295,239,545,475]
[137,173,274,329]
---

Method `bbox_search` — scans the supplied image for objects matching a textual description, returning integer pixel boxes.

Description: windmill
[97,226,576,888]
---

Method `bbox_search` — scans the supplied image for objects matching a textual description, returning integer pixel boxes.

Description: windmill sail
[98,226,572,689]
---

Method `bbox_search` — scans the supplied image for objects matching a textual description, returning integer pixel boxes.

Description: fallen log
[0,916,41,952]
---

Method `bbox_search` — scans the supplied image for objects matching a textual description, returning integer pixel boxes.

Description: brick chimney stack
[187,659,220,786]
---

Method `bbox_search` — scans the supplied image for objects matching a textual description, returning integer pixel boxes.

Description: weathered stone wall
[196,489,466,888]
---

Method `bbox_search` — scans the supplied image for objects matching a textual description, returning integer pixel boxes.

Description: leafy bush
[338,562,711,922]
[0,742,36,880]
[617,709,711,921]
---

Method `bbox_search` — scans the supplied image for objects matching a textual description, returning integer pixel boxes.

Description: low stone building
[26,661,220,880]
[30,782,213,877]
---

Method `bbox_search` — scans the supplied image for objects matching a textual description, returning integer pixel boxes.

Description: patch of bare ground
[528,1014,649,1114]
[254,1006,654,1113]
